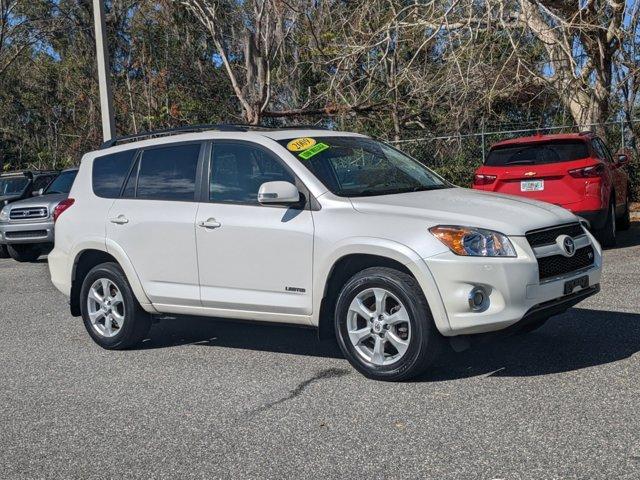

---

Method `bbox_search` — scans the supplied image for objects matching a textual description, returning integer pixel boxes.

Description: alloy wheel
[87,278,126,338]
[346,288,412,366]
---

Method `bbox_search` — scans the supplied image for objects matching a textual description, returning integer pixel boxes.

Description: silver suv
[0,169,78,262]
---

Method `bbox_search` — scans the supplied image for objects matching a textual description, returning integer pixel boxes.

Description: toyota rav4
[48,126,602,381]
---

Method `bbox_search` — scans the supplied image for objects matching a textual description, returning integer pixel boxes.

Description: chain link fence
[388,119,639,200]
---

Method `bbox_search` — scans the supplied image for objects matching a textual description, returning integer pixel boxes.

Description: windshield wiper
[506,160,535,165]
[346,184,448,197]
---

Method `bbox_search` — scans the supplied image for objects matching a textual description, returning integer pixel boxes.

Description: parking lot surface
[1,226,639,480]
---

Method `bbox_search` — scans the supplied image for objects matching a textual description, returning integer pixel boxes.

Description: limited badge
[287,137,317,152]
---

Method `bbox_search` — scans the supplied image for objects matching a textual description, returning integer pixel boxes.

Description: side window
[591,139,607,161]
[122,157,139,198]
[210,142,295,204]
[93,149,137,198]
[135,143,201,201]
[597,138,613,163]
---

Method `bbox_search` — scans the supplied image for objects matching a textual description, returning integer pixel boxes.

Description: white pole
[92,0,115,142]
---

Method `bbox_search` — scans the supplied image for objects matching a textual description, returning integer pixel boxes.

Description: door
[595,138,627,209]
[196,140,314,316]
[106,142,203,307]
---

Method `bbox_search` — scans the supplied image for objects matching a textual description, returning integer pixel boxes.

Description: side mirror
[617,154,629,165]
[34,188,44,196]
[258,181,300,205]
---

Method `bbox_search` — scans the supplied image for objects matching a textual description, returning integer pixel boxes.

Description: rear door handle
[110,215,129,225]
[198,218,222,229]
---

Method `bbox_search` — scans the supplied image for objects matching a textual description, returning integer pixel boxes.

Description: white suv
[49,126,602,381]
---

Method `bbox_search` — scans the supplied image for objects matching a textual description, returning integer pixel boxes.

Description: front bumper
[0,220,55,245]
[423,233,602,336]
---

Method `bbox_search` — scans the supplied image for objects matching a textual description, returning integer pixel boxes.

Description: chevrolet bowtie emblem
[524,171,537,177]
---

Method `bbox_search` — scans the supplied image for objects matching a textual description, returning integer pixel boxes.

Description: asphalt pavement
[1,225,639,479]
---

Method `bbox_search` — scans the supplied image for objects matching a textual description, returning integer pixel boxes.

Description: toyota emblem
[556,234,576,257]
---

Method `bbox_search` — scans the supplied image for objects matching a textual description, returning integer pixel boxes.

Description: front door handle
[198,218,222,229]
[110,215,129,225]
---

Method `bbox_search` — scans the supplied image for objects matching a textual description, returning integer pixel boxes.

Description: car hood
[4,193,67,211]
[349,187,578,235]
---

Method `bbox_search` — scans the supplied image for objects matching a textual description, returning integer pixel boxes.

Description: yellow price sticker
[287,137,317,152]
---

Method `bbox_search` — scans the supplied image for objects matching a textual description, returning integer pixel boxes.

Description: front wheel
[7,244,41,262]
[0,244,9,259]
[334,267,442,381]
[80,262,151,350]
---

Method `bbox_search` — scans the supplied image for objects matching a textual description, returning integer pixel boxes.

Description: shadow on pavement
[141,315,344,359]
[614,221,640,249]
[423,307,640,381]
[142,306,640,381]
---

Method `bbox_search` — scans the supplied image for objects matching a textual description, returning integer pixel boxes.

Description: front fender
[312,237,451,335]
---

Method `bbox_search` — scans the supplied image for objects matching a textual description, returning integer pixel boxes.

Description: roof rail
[578,130,594,136]
[100,124,248,149]
[0,169,60,177]
[99,123,332,149]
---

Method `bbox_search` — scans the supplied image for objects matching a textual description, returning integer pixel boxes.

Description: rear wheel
[334,267,442,381]
[7,244,42,262]
[595,199,616,248]
[617,195,631,231]
[80,262,151,350]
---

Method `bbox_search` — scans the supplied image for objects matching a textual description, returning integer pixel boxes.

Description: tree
[508,0,628,132]
[179,0,296,124]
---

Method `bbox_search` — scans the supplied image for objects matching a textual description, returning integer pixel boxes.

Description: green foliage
[0,0,637,203]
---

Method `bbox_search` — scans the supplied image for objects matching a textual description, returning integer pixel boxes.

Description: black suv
[0,170,59,258]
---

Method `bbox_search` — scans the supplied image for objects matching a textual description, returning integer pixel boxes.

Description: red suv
[472,132,631,246]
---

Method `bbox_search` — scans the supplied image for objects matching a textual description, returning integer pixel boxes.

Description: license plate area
[564,275,589,295]
[521,179,544,192]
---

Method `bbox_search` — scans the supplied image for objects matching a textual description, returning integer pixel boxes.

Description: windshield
[486,140,589,166]
[277,136,449,197]
[0,176,29,196]
[44,170,77,194]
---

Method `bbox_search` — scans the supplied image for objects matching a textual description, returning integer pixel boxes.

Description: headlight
[430,225,516,257]
[0,207,8,222]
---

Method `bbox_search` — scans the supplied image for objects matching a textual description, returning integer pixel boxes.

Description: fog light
[468,286,488,311]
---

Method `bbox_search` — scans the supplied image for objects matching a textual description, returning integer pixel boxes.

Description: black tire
[617,196,631,231]
[595,199,616,248]
[7,244,41,262]
[0,244,9,259]
[334,267,442,381]
[79,262,151,350]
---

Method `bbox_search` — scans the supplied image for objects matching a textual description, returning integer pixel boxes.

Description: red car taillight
[53,198,75,222]
[569,164,604,178]
[473,174,497,186]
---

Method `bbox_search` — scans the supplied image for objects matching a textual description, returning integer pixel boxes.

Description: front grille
[526,223,584,247]
[537,245,595,280]
[9,207,48,220]
[4,230,47,239]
